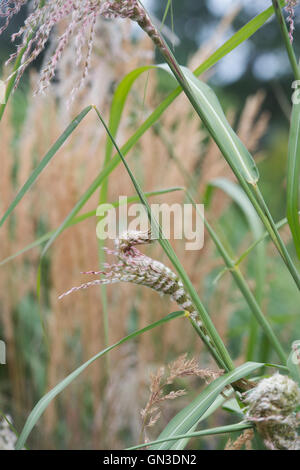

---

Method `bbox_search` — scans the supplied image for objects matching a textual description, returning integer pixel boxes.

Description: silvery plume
[245,372,300,450]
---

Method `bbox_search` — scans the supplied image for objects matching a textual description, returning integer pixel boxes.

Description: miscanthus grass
[285,0,299,42]
[1,0,300,451]
[1,0,164,96]
[4,1,297,93]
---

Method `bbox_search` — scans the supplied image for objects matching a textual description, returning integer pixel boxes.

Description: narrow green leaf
[235,214,300,265]
[287,97,300,259]
[98,65,155,351]
[186,189,286,364]
[0,106,93,228]
[169,389,233,450]
[0,3,275,235]
[0,0,278,122]
[15,311,185,450]
[166,66,259,184]
[93,105,234,372]
[150,362,263,450]
[40,1,279,234]
[128,421,252,450]
[272,0,300,82]
[103,65,155,170]
[195,1,285,79]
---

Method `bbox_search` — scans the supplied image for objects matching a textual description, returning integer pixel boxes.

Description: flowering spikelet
[1,0,165,95]
[1,0,103,94]
[244,373,300,450]
[140,354,223,441]
[225,429,254,450]
[0,0,28,36]
[59,230,212,344]
[285,0,298,43]
[100,0,166,51]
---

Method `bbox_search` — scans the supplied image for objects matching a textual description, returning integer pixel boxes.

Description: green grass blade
[15,310,185,450]
[150,362,262,450]
[187,189,286,365]
[105,66,155,162]
[169,389,233,450]
[0,0,278,123]
[195,1,284,77]
[235,213,300,266]
[56,0,282,231]
[162,65,259,184]
[287,98,300,259]
[93,105,234,372]
[0,3,276,238]
[0,0,275,128]
[0,106,92,227]
[150,2,300,288]
[98,65,155,352]
[160,0,173,27]
[128,421,252,450]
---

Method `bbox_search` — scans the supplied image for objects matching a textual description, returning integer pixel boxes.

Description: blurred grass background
[0,0,300,449]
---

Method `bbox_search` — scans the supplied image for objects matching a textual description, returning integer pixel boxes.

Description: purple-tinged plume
[1,1,165,96]
[1,1,103,94]
[59,230,213,346]
[285,0,298,43]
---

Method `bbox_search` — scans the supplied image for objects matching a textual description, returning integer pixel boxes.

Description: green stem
[246,238,265,362]
[188,316,228,370]
[154,116,286,362]
[272,0,300,81]
[97,142,112,372]
[236,179,300,290]
[186,191,287,364]
[127,421,253,450]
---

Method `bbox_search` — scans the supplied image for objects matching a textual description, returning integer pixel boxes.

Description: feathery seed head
[58,230,217,355]
[1,1,104,95]
[285,1,298,42]
[1,1,161,97]
[59,230,179,301]
[59,229,203,325]
[99,0,141,21]
[244,373,300,450]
